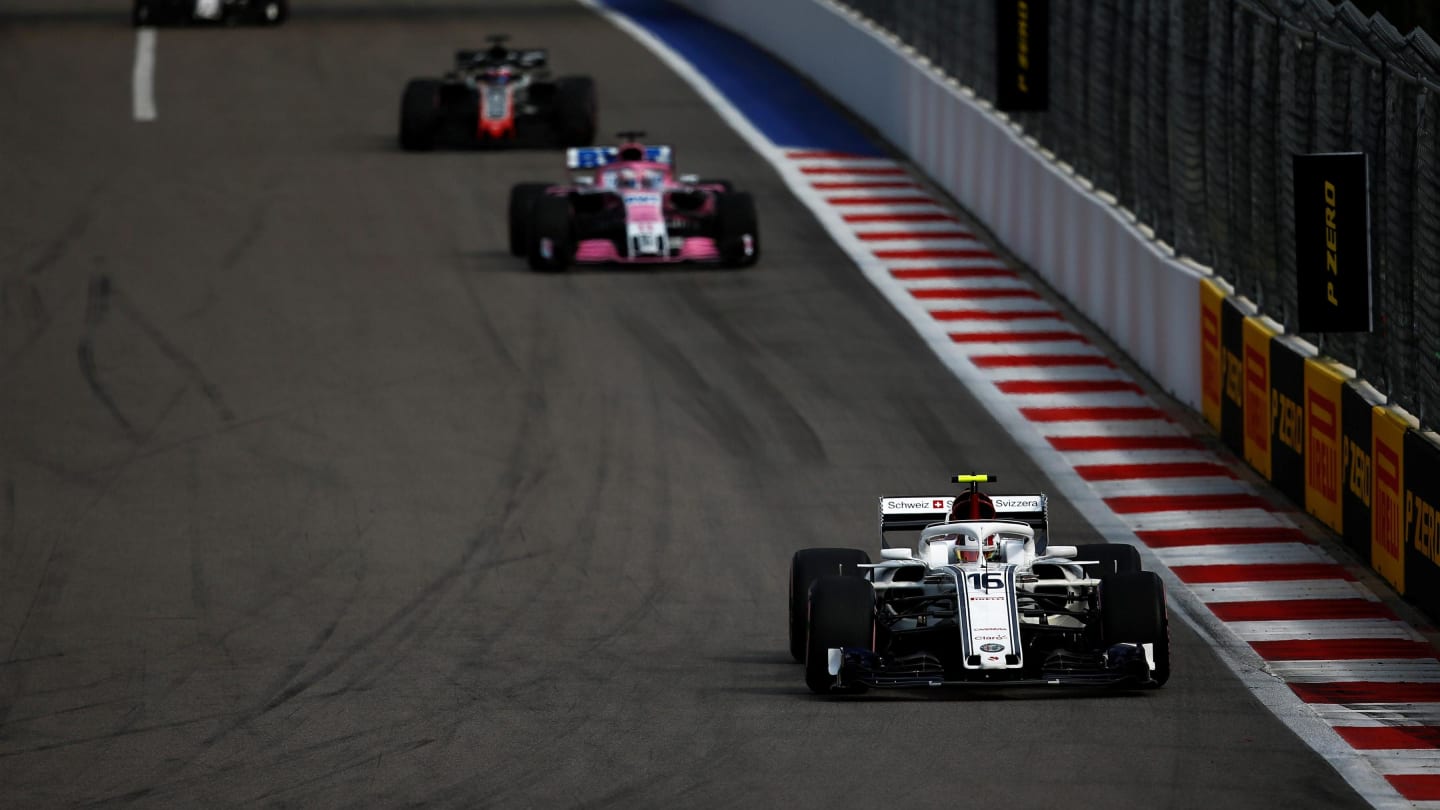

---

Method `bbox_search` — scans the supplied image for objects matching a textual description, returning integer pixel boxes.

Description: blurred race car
[132,0,286,25]
[789,474,1170,694]
[399,35,596,151]
[507,132,760,271]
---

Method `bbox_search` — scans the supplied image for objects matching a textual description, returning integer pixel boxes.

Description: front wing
[825,643,1157,689]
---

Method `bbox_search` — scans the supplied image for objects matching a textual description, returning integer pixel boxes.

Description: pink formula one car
[508,132,760,271]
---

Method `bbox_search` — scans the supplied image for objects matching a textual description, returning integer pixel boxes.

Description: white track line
[132,28,157,121]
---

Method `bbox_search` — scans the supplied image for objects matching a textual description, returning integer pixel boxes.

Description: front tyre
[527,195,574,272]
[805,576,875,695]
[715,191,759,268]
[1100,571,1169,687]
[399,79,440,152]
[788,548,871,662]
[508,183,551,257]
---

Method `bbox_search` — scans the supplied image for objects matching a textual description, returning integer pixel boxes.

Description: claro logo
[1409,488,1440,567]
[1307,391,1339,501]
[1324,180,1340,307]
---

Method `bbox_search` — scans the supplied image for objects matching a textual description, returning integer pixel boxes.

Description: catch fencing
[839,0,1440,428]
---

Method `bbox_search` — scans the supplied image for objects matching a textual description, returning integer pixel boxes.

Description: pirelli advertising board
[1242,319,1277,479]
[1268,338,1305,503]
[1372,408,1409,592]
[1303,360,1348,534]
[1340,383,1378,559]
[1405,432,1440,619]
[1220,298,1246,457]
[1199,279,1226,433]
[1294,152,1373,333]
[996,0,1049,111]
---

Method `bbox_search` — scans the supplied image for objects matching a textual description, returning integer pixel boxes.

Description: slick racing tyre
[554,76,597,147]
[805,576,875,695]
[1100,571,1169,687]
[1076,543,1142,575]
[789,548,871,662]
[527,195,574,272]
[508,184,551,257]
[254,0,288,24]
[399,79,441,152]
[716,191,760,268]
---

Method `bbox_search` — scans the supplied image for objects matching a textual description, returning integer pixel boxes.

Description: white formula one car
[789,475,1170,693]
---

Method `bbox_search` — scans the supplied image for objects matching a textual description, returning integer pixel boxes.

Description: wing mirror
[678,173,700,184]
[880,548,913,560]
[573,175,595,187]
[1045,545,1077,558]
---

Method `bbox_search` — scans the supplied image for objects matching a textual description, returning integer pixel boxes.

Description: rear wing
[454,48,547,68]
[566,145,674,169]
[878,494,1050,551]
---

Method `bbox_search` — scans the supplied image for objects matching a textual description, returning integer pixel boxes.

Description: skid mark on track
[76,274,236,441]
[617,307,764,456]
[0,277,51,376]
[675,282,827,463]
[77,275,139,440]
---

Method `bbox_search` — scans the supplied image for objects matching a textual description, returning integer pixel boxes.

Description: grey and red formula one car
[399,35,596,151]
[507,132,760,270]
[133,0,286,25]
[789,474,1170,694]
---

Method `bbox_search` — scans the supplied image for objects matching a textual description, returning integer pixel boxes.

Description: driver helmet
[641,169,664,189]
[950,532,1002,564]
[948,490,996,521]
[617,169,641,189]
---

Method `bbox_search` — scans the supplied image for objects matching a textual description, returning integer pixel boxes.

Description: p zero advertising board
[1404,432,1440,619]
[1268,337,1306,503]
[1372,408,1410,592]
[996,0,1048,111]
[1199,278,1226,433]
[1242,318,1277,480]
[1293,152,1373,333]
[1340,383,1380,560]
[1303,360,1349,534]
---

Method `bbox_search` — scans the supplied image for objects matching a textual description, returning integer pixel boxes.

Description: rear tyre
[554,76,597,147]
[716,191,759,268]
[508,183,551,257]
[256,0,288,25]
[788,548,871,662]
[804,576,875,695]
[1100,571,1169,687]
[1076,543,1142,575]
[399,79,440,152]
[527,195,574,272]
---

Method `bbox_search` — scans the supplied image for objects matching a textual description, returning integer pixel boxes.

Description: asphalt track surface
[0,1,1377,807]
